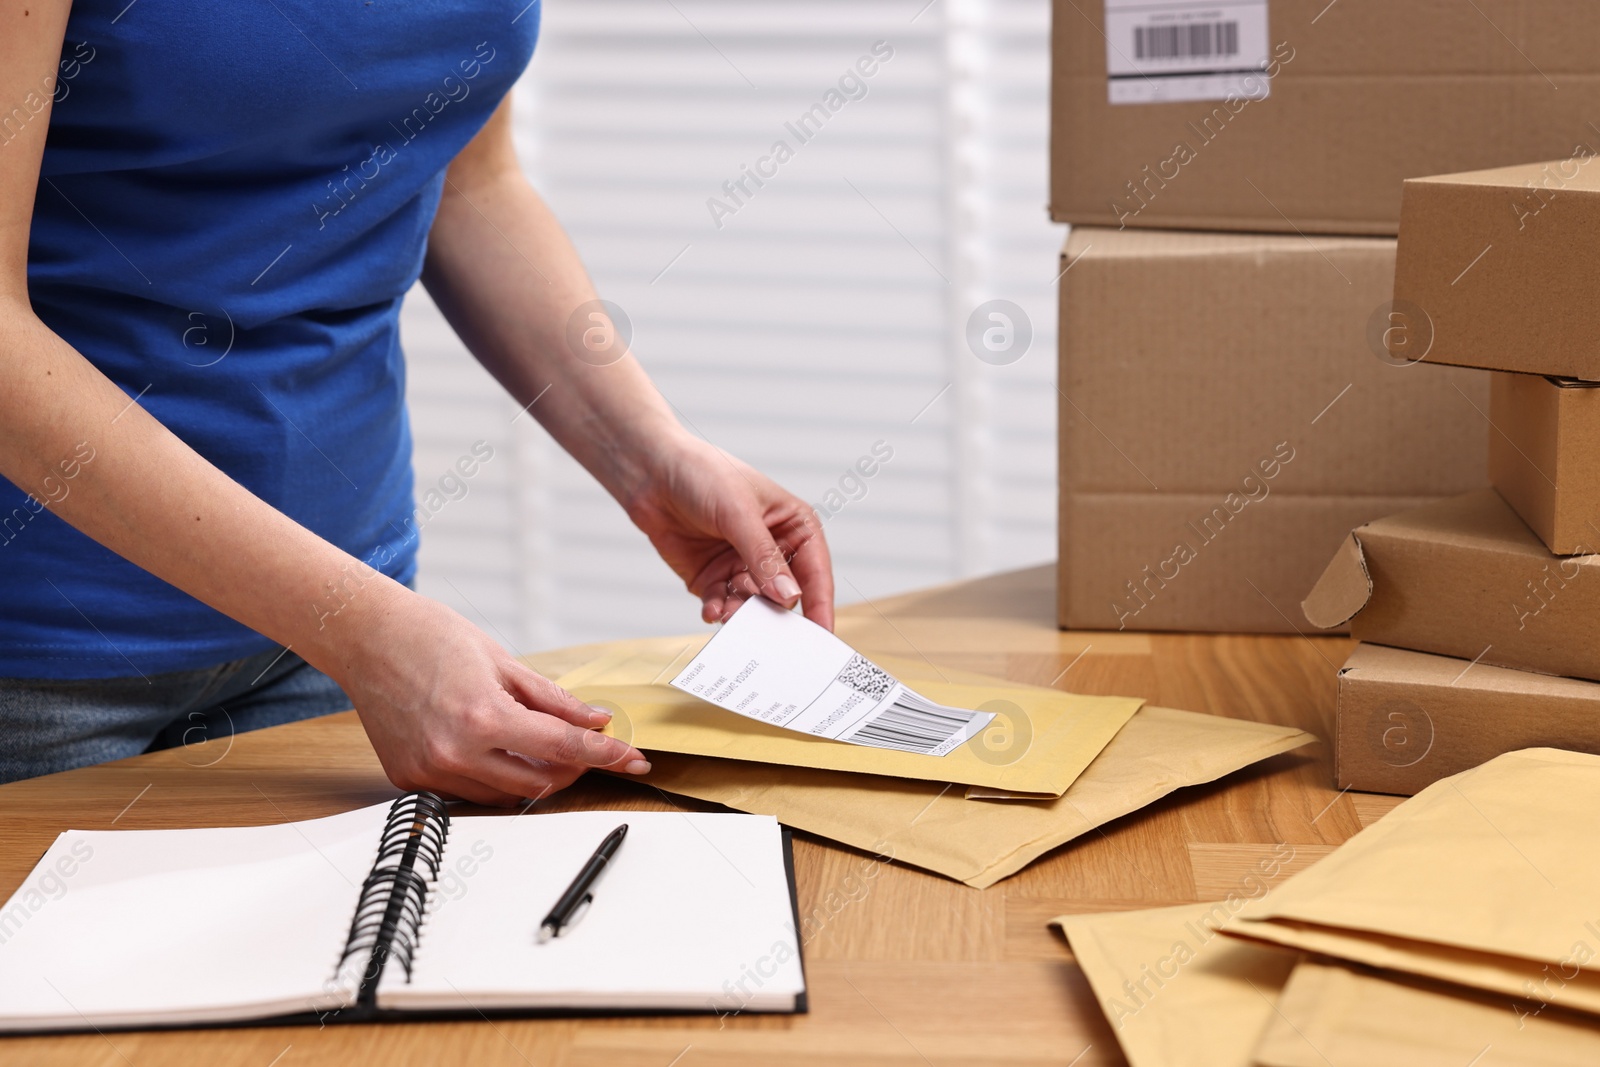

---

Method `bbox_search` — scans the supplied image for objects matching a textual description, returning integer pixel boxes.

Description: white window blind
[403,0,1062,653]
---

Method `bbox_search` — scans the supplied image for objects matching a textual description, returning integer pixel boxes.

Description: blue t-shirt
[4,1,539,679]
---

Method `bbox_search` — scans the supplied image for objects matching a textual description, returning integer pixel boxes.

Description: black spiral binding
[336,792,450,1009]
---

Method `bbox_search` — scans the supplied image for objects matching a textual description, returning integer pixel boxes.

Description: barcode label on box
[1134,21,1239,61]
[1105,0,1271,105]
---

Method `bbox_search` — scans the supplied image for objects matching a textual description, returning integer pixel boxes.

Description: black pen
[538,823,628,942]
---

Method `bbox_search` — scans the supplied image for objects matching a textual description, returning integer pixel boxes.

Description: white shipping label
[669,598,994,757]
[1104,0,1271,105]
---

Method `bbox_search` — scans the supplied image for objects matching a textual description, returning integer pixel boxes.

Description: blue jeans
[0,646,352,784]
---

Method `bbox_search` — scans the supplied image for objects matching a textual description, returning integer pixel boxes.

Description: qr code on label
[836,654,893,701]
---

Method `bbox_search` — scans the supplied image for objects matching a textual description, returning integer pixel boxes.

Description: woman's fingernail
[624,759,652,774]
[774,575,801,600]
[587,704,612,721]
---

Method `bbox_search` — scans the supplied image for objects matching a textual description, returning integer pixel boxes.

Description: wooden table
[0,564,1389,1066]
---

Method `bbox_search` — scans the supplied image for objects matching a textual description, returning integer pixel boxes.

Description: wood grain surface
[0,564,1385,1066]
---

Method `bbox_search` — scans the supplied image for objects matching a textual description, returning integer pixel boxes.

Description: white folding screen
[403,0,1063,653]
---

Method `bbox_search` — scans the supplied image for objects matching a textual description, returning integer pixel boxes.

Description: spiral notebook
[0,795,806,1032]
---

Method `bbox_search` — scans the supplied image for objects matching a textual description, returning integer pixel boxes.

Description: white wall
[402,0,1063,654]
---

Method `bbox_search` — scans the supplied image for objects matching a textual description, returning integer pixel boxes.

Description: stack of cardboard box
[1051,0,1600,632]
[1306,159,1600,795]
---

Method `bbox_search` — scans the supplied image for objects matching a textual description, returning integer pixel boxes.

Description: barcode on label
[1133,21,1239,61]
[847,689,984,755]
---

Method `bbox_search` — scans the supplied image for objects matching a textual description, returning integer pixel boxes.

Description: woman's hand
[623,433,835,630]
[326,419,835,808]
[325,584,651,807]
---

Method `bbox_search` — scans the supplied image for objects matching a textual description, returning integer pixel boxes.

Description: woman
[0,2,832,803]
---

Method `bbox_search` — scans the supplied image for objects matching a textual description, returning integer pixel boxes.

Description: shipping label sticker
[1104,0,1271,105]
[669,598,993,757]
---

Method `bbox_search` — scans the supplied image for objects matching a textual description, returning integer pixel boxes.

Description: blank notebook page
[0,803,385,1031]
[381,810,803,1011]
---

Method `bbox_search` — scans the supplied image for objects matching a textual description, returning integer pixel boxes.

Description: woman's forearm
[417,100,833,629]
[0,308,406,675]
[419,116,689,509]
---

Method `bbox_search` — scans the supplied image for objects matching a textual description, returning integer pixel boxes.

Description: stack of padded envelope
[1056,748,1600,1065]
[545,635,1316,887]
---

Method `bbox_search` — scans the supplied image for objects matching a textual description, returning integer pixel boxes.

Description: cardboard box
[1058,228,1488,633]
[1304,489,1600,681]
[1391,158,1600,379]
[1337,642,1600,795]
[1051,0,1600,235]
[1490,372,1600,554]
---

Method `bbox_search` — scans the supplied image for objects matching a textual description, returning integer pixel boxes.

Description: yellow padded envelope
[1054,901,1600,1067]
[1256,958,1600,1067]
[558,643,1145,796]
[1054,902,1299,1067]
[1225,748,1600,1017]
[638,706,1315,888]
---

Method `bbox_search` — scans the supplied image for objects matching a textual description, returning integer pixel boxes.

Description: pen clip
[562,893,595,935]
